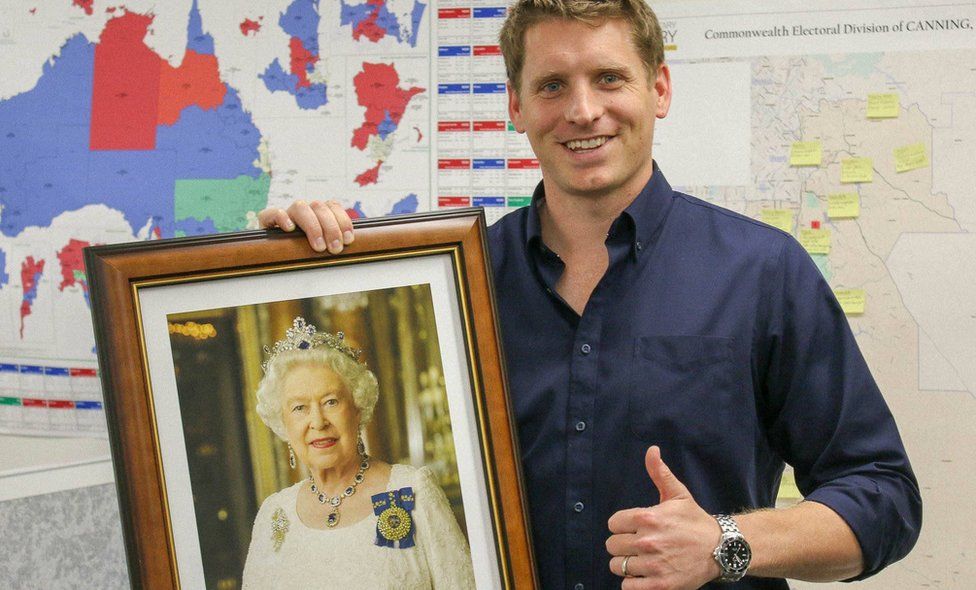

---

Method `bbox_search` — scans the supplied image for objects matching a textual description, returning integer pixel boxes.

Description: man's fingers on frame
[274,209,295,231]
[324,200,354,244]
[288,202,326,251]
[257,208,278,228]
[311,200,344,253]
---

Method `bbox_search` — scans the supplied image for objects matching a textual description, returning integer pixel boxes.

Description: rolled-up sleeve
[761,237,922,579]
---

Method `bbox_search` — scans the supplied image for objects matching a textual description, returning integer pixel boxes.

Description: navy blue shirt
[488,166,921,589]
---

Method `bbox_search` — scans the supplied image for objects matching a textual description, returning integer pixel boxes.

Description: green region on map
[174,174,271,233]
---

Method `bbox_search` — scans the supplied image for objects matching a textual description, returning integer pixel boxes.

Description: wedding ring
[621,555,632,577]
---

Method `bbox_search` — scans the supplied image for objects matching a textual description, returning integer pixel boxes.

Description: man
[259,1,921,588]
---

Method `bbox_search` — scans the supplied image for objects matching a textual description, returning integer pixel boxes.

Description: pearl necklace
[308,454,370,528]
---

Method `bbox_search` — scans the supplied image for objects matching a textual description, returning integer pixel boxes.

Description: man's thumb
[645,445,689,502]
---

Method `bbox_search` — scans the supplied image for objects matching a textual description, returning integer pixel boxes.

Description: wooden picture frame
[85,209,537,589]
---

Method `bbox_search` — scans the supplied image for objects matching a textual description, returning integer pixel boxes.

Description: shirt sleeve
[413,466,477,589]
[760,237,922,579]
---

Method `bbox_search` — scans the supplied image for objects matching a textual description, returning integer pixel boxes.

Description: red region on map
[20,256,45,338]
[90,12,162,150]
[73,0,94,15]
[354,161,383,186]
[351,63,424,151]
[288,37,319,89]
[346,208,362,219]
[240,18,262,36]
[57,239,90,291]
[157,50,226,126]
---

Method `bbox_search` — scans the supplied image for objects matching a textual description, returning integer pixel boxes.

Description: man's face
[508,18,671,201]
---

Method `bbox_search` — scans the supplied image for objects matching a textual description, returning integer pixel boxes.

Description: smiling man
[259,1,921,588]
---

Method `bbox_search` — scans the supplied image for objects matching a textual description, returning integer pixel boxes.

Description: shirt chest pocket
[627,335,736,445]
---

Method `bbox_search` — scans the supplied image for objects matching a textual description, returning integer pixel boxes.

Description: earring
[357,434,366,457]
[288,444,296,469]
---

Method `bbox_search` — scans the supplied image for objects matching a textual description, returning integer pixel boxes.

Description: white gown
[242,464,476,589]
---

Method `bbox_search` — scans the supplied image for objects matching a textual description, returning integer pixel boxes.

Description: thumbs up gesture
[606,446,723,589]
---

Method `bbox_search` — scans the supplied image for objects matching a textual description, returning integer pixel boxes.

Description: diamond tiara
[261,316,362,373]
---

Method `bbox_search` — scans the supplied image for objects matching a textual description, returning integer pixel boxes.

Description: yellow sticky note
[799,229,831,255]
[790,141,822,167]
[761,209,794,233]
[828,193,860,218]
[841,158,873,183]
[776,470,803,503]
[867,93,899,119]
[894,143,929,173]
[834,289,866,315]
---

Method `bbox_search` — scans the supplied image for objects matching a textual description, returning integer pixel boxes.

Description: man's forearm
[736,500,864,582]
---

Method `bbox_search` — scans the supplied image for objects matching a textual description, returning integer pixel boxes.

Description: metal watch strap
[716,514,739,535]
[713,514,751,583]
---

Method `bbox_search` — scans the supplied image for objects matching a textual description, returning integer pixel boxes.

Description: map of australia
[0,1,268,342]
[0,2,267,241]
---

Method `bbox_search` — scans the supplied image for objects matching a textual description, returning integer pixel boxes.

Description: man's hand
[257,199,354,253]
[606,446,722,589]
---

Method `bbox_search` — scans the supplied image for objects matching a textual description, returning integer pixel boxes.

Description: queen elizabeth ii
[242,317,476,589]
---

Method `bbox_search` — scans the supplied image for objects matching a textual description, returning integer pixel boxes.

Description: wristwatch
[712,514,752,582]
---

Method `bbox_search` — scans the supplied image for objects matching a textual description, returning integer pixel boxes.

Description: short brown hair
[499,0,665,93]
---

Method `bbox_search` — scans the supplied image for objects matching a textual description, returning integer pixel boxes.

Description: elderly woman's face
[279,362,361,473]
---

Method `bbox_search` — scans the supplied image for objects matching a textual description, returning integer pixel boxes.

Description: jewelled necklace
[308,454,371,528]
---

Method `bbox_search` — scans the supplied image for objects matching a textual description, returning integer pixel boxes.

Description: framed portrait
[85,210,536,589]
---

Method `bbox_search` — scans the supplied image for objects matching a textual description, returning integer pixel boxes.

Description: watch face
[720,538,752,573]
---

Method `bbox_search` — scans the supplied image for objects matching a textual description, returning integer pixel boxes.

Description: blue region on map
[391,193,419,215]
[0,250,8,287]
[349,194,418,218]
[407,2,426,46]
[259,0,328,110]
[186,0,215,55]
[377,111,397,140]
[339,0,426,48]
[157,92,262,180]
[259,60,329,110]
[0,36,95,238]
[24,270,42,306]
[0,5,262,239]
[280,0,320,54]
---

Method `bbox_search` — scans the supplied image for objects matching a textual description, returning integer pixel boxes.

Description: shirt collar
[524,161,675,257]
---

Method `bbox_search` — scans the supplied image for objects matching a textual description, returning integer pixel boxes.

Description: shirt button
[575,420,586,432]
[574,501,585,513]
[580,343,592,355]
[575,584,585,590]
